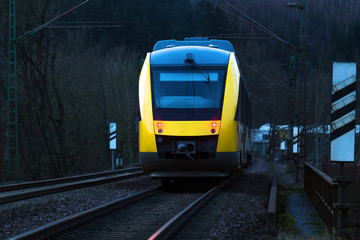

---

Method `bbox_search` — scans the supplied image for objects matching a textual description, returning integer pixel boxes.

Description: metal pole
[7,0,19,181]
[337,163,347,228]
[111,150,115,171]
[287,56,296,172]
[333,162,352,236]
[296,0,307,182]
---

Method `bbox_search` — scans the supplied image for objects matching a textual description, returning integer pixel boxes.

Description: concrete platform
[262,158,327,236]
[288,191,326,236]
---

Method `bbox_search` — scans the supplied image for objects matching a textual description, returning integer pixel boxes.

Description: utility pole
[296,0,307,181]
[218,1,308,177]
[287,56,296,172]
[4,0,92,182]
[6,0,19,181]
[286,0,307,180]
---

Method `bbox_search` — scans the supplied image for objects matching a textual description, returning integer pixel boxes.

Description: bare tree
[17,1,68,178]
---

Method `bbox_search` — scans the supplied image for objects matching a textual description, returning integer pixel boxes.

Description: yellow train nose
[153,121,221,136]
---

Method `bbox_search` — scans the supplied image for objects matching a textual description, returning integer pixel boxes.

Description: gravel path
[0,176,160,239]
[260,158,303,189]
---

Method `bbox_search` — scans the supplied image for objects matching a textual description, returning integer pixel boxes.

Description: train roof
[153,37,235,53]
[151,45,230,66]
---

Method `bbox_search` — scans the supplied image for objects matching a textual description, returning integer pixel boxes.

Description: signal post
[330,62,356,235]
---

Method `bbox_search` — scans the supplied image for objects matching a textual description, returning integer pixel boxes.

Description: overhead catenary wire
[217,32,271,35]
[228,2,303,10]
[46,25,122,29]
[208,36,273,39]
[243,63,273,83]
[220,0,292,45]
[243,62,287,89]
[207,32,273,39]
[218,0,299,51]
[48,21,121,29]
[18,0,91,40]
[248,92,268,104]
[54,21,118,24]
[217,6,272,37]
[225,2,291,7]
[220,0,279,39]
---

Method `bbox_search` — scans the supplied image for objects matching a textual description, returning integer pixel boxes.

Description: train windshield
[151,66,227,120]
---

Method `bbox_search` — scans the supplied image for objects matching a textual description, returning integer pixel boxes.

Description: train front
[139,39,241,179]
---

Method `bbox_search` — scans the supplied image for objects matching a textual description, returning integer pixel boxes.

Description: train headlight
[186,143,195,152]
[156,136,163,143]
[177,143,186,152]
[211,128,216,134]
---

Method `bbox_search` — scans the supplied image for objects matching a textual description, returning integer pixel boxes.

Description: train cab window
[155,72,221,108]
[151,66,226,120]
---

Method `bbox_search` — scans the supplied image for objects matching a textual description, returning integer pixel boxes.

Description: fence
[304,163,338,230]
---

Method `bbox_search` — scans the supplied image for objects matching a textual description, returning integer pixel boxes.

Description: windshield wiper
[185,53,210,84]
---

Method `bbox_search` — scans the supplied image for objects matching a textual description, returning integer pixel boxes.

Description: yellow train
[138,37,251,182]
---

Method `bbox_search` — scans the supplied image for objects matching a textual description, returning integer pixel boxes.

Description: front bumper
[139,152,240,177]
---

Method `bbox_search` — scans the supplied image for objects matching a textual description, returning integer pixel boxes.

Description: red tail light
[157,122,162,128]
[212,122,217,128]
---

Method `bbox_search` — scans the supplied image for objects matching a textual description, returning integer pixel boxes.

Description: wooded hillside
[0,0,359,180]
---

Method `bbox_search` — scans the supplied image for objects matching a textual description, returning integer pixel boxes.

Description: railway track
[0,167,144,205]
[148,178,230,240]
[11,176,236,240]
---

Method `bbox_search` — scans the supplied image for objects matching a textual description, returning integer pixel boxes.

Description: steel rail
[0,170,144,205]
[0,167,142,192]
[148,175,237,240]
[10,187,162,240]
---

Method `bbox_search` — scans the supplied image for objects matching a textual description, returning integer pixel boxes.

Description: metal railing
[304,163,338,229]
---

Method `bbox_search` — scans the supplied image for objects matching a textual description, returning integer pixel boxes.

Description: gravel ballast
[0,176,160,239]
[2,159,277,239]
[206,174,272,239]
[174,159,273,240]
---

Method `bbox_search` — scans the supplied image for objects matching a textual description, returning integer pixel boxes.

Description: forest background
[0,0,359,180]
